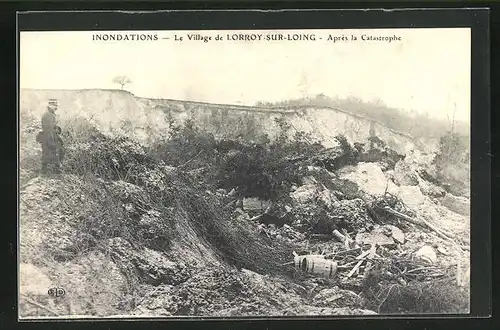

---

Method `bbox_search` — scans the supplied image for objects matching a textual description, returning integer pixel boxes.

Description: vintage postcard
[18,11,475,320]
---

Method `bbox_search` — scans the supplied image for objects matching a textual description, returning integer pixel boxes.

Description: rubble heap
[19,121,470,317]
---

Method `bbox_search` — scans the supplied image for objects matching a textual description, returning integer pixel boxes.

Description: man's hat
[48,99,58,108]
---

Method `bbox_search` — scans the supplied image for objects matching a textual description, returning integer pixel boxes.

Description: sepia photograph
[18,24,472,319]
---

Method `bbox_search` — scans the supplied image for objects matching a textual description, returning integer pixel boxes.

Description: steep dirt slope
[149,98,426,154]
[21,89,426,153]
[20,89,168,144]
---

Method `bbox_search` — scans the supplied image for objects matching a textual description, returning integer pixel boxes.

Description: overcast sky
[20,28,471,122]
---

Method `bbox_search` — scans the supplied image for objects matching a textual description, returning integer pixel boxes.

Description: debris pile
[19,114,470,317]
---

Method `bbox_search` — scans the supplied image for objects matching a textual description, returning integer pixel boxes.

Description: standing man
[39,99,62,174]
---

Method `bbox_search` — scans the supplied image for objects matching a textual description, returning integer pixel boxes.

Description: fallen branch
[383,206,456,244]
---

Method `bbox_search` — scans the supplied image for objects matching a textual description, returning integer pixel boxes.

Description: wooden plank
[346,259,364,279]
[356,249,371,260]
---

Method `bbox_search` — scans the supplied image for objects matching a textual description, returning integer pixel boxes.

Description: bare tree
[446,102,457,134]
[113,75,132,90]
[299,72,309,99]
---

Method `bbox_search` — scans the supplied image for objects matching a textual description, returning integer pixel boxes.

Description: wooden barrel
[293,254,338,278]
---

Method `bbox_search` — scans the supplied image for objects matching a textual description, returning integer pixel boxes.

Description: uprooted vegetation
[19,111,470,318]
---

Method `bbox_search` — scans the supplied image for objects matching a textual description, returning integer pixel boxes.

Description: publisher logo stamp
[47,287,66,298]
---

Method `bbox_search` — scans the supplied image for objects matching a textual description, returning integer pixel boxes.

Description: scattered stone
[385,225,405,244]
[415,245,437,265]
[137,268,311,317]
[355,227,396,247]
[45,249,131,317]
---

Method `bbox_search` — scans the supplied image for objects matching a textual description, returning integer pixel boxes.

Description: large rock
[337,162,399,197]
[396,185,425,209]
[290,184,335,209]
[440,193,470,216]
